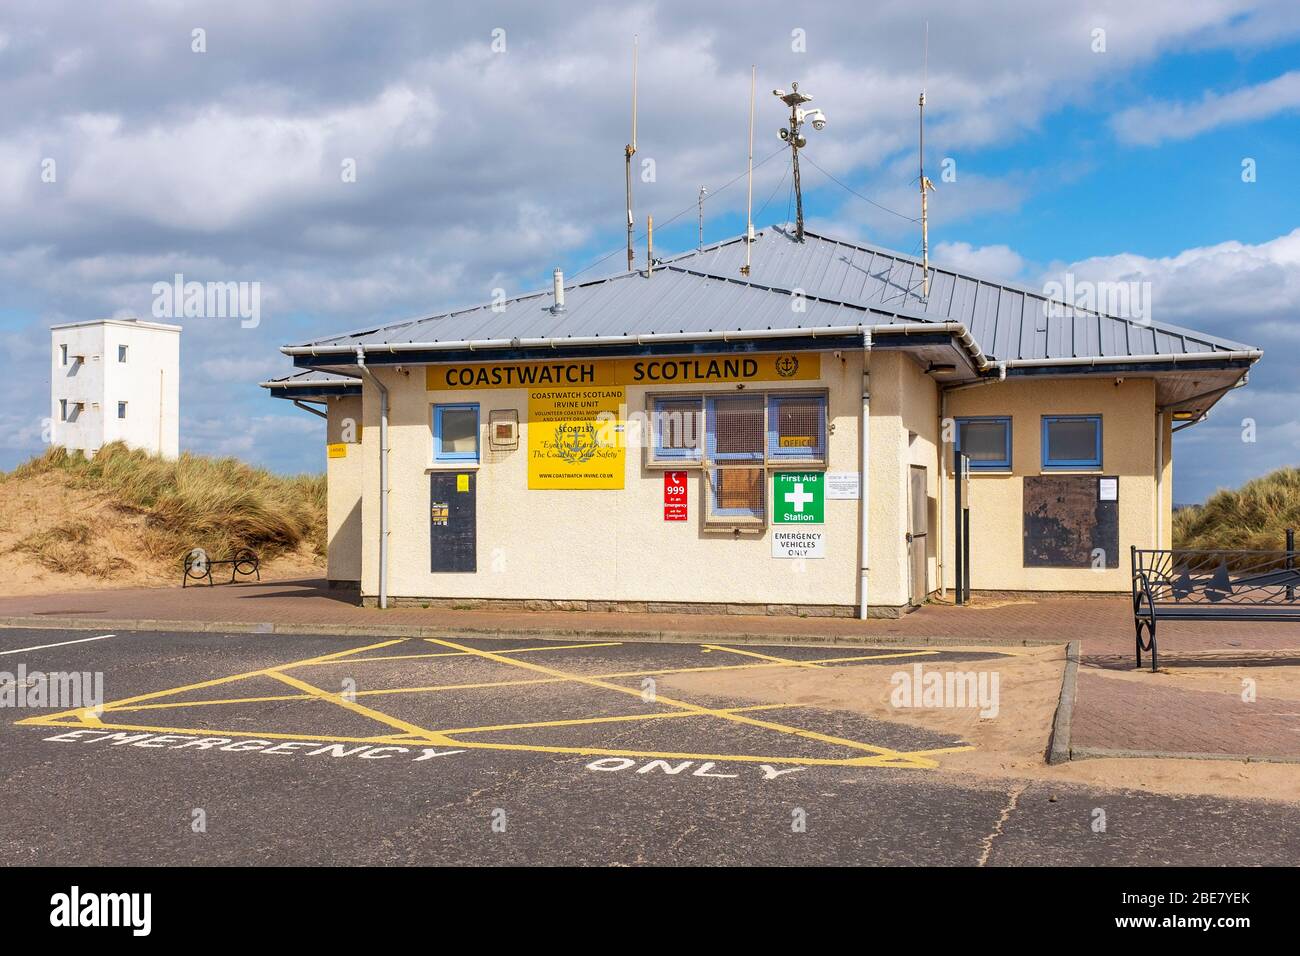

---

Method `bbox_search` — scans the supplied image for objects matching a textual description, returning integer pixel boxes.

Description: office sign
[527,388,625,489]
[428,353,820,391]
[772,471,824,524]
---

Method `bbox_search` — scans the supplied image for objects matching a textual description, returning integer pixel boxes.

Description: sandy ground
[0,473,323,596]
[659,645,1300,804]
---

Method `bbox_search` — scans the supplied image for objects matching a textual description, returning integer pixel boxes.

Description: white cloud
[1,0,1299,486]
[932,241,1026,283]
[1112,70,1300,145]
[1040,228,1300,343]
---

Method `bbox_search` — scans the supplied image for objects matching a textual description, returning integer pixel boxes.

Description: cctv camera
[779,128,790,141]
[812,117,826,131]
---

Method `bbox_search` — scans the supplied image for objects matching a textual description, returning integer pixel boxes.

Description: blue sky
[1,1,1298,504]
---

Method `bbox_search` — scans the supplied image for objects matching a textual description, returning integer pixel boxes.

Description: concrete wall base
[356,595,906,618]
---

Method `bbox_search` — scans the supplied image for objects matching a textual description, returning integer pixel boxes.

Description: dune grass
[6,442,325,572]
[1173,466,1300,551]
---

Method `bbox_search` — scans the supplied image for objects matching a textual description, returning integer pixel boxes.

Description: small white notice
[772,529,826,559]
[825,471,861,500]
[1098,477,1118,502]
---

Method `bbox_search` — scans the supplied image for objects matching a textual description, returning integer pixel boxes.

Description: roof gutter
[284,321,993,372]
[1001,349,1261,369]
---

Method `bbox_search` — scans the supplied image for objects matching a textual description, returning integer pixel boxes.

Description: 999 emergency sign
[664,472,688,521]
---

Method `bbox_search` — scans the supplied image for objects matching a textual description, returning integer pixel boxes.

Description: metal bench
[1131,533,1300,671]
[182,547,261,587]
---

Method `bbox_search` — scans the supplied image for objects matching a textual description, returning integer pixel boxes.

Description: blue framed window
[767,393,827,460]
[1042,415,1101,469]
[705,396,765,520]
[956,417,1011,470]
[651,396,703,461]
[706,395,765,463]
[117,401,127,419]
[432,403,479,462]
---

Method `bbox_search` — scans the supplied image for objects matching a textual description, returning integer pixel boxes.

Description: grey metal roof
[285,264,905,352]
[260,369,361,403]
[664,228,1257,361]
[259,369,360,388]
[283,226,1259,366]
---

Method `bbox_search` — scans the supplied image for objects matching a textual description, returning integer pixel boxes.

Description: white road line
[0,634,116,656]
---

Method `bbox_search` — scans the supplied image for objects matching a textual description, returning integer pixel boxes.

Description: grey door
[430,471,476,572]
[908,465,928,606]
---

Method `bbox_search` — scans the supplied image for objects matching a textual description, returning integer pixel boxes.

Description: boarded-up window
[1023,475,1118,568]
[710,466,764,520]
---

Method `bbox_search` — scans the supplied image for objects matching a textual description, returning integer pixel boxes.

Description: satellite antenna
[919,22,936,298]
[774,81,827,242]
[625,36,639,272]
[742,65,755,276]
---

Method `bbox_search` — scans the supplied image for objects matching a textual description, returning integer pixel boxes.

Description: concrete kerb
[0,614,1068,651]
[1069,746,1300,766]
[1047,639,1080,765]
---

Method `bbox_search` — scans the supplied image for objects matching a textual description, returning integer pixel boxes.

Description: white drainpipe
[859,332,872,620]
[1155,409,1164,549]
[355,347,389,609]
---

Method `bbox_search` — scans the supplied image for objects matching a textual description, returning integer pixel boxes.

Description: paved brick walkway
[1072,668,1300,761]
[3,577,1300,760]
[4,577,1300,652]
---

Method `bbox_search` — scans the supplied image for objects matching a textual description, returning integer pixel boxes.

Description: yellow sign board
[327,443,347,459]
[427,353,819,391]
[527,388,624,489]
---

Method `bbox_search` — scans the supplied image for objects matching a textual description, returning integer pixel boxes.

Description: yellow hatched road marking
[96,649,941,714]
[701,644,823,667]
[15,638,982,769]
[17,710,952,767]
[18,638,410,726]
[423,637,934,768]
[264,670,455,746]
[295,641,624,666]
[436,702,795,736]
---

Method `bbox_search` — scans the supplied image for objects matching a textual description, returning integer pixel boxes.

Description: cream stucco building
[267,228,1260,618]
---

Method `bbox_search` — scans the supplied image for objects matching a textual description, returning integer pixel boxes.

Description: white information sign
[825,471,861,500]
[772,529,826,559]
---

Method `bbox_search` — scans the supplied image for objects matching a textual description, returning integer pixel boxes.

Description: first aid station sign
[771,471,825,559]
[772,472,824,524]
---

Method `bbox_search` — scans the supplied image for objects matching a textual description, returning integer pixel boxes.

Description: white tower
[50,318,181,459]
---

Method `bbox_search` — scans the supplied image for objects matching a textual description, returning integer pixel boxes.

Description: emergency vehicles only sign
[772,471,825,559]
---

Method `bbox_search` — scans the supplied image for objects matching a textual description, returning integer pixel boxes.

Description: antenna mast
[742,66,755,276]
[919,22,935,298]
[698,185,707,251]
[775,81,827,242]
[625,36,639,272]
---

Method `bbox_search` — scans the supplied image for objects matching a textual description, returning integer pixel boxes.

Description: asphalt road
[1,626,1296,866]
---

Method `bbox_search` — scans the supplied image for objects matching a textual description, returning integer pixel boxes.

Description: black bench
[182,547,261,587]
[1131,536,1300,671]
